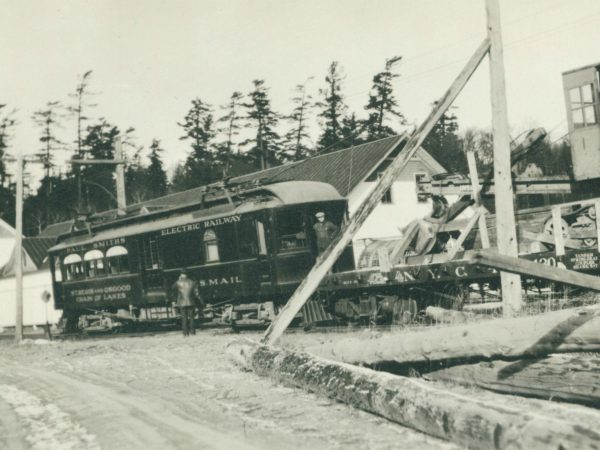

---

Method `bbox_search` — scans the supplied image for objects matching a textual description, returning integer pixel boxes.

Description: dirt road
[0,330,458,450]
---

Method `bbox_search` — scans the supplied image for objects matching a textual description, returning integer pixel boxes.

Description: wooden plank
[425,306,476,323]
[467,151,490,249]
[426,353,600,408]
[389,220,419,264]
[377,247,391,272]
[14,153,23,343]
[463,301,503,313]
[552,206,566,256]
[261,38,492,345]
[307,305,600,366]
[487,0,522,317]
[446,208,481,260]
[228,338,600,450]
[472,249,600,291]
[114,137,127,216]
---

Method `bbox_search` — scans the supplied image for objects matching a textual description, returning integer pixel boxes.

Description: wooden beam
[228,338,600,450]
[425,306,476,323]
[14,153,24,344]
[472,249,600,290]
[114,137,127,216]
[467,151,490,248]
[262,38,492,345]
[487,0,522,317]
[426,353,600,408]
[306,305,600,366]
[70,159,126,165]
[446,208,481,260]
[389,220,420,264]
[551,206,566,256]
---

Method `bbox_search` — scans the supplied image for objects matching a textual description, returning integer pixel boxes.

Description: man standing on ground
[172,270,202,336]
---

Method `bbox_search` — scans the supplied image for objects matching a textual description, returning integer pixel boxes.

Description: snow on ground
[0,329,459,450]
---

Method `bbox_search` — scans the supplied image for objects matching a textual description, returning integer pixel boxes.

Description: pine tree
[216,91,244,177]
[68,70,97,211]
[317,62,347,153]
[32,100,66,225]
[283,80,314,161]
[32,101,66,179]
[146,139,168,198]
[81,120,123,212]
[242,80,281,170]
[174,98,218,190]
[423,104,466,173]
[0,104,17,186]
[68,70,96,159]
[340,113,365,148]
[0,104,16,226]
[125,145,147,204]
[364,56,405,140]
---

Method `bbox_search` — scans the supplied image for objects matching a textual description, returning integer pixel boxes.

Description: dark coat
[313,220,339,252]
[172,276,202,308]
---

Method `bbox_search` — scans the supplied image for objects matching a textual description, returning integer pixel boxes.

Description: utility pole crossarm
[70,159,126,165]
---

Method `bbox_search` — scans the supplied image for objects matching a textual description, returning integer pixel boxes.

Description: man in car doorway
[172,270,202,336]
[313,211,339,254]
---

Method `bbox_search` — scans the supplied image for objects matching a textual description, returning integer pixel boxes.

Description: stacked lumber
[425,353,600,407]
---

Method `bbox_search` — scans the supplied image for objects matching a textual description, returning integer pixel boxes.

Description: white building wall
[0,270,62,327]
[0,238,14,269]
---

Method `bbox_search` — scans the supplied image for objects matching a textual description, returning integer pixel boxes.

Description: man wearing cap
[313,211,339,254]
[171,270,202,336]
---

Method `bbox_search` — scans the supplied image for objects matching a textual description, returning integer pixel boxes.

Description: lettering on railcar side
[160,215,242,236]
[198,275,242,287]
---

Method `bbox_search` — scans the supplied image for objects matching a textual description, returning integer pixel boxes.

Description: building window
[106,245,129,274]
[53,258,63,283]
[257,220,267,255]
[570,84,598,128]
[277,210,307,252]
[63,253,84,281]
[140,236,160,270]
[84,249,105,278]
[204,229,220,263]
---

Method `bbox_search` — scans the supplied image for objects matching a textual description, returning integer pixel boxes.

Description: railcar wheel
[391,297,418,325]
[434,284,467,311]
[62,311,82,333]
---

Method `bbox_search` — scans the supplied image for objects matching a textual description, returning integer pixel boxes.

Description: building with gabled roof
[0,221,61,328]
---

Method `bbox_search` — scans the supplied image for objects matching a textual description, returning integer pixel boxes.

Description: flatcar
[48,180,355,330]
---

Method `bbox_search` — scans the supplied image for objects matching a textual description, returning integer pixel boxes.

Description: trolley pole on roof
[14,152,24,343]
[486,0,523,317]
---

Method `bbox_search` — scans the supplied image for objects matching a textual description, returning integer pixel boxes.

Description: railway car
[48,180,354,330]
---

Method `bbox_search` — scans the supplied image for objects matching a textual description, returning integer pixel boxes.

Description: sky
[2,0,600,186]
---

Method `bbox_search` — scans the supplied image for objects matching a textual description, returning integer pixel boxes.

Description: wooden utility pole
[262,38,491,345]
[486,0,522,317]
[114,137,127,216]
[14,152,24,343]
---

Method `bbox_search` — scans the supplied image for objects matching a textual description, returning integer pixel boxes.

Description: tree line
[0,59,572,236]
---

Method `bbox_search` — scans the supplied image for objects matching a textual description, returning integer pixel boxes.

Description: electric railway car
[48,180,354,330]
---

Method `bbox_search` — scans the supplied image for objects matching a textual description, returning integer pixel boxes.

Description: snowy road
[0,331,459,450]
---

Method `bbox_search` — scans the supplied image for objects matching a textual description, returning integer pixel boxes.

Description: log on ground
[425,306,476,323]
[227,338,600,450]
[306,305,600,366]
[425,353,600,408]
